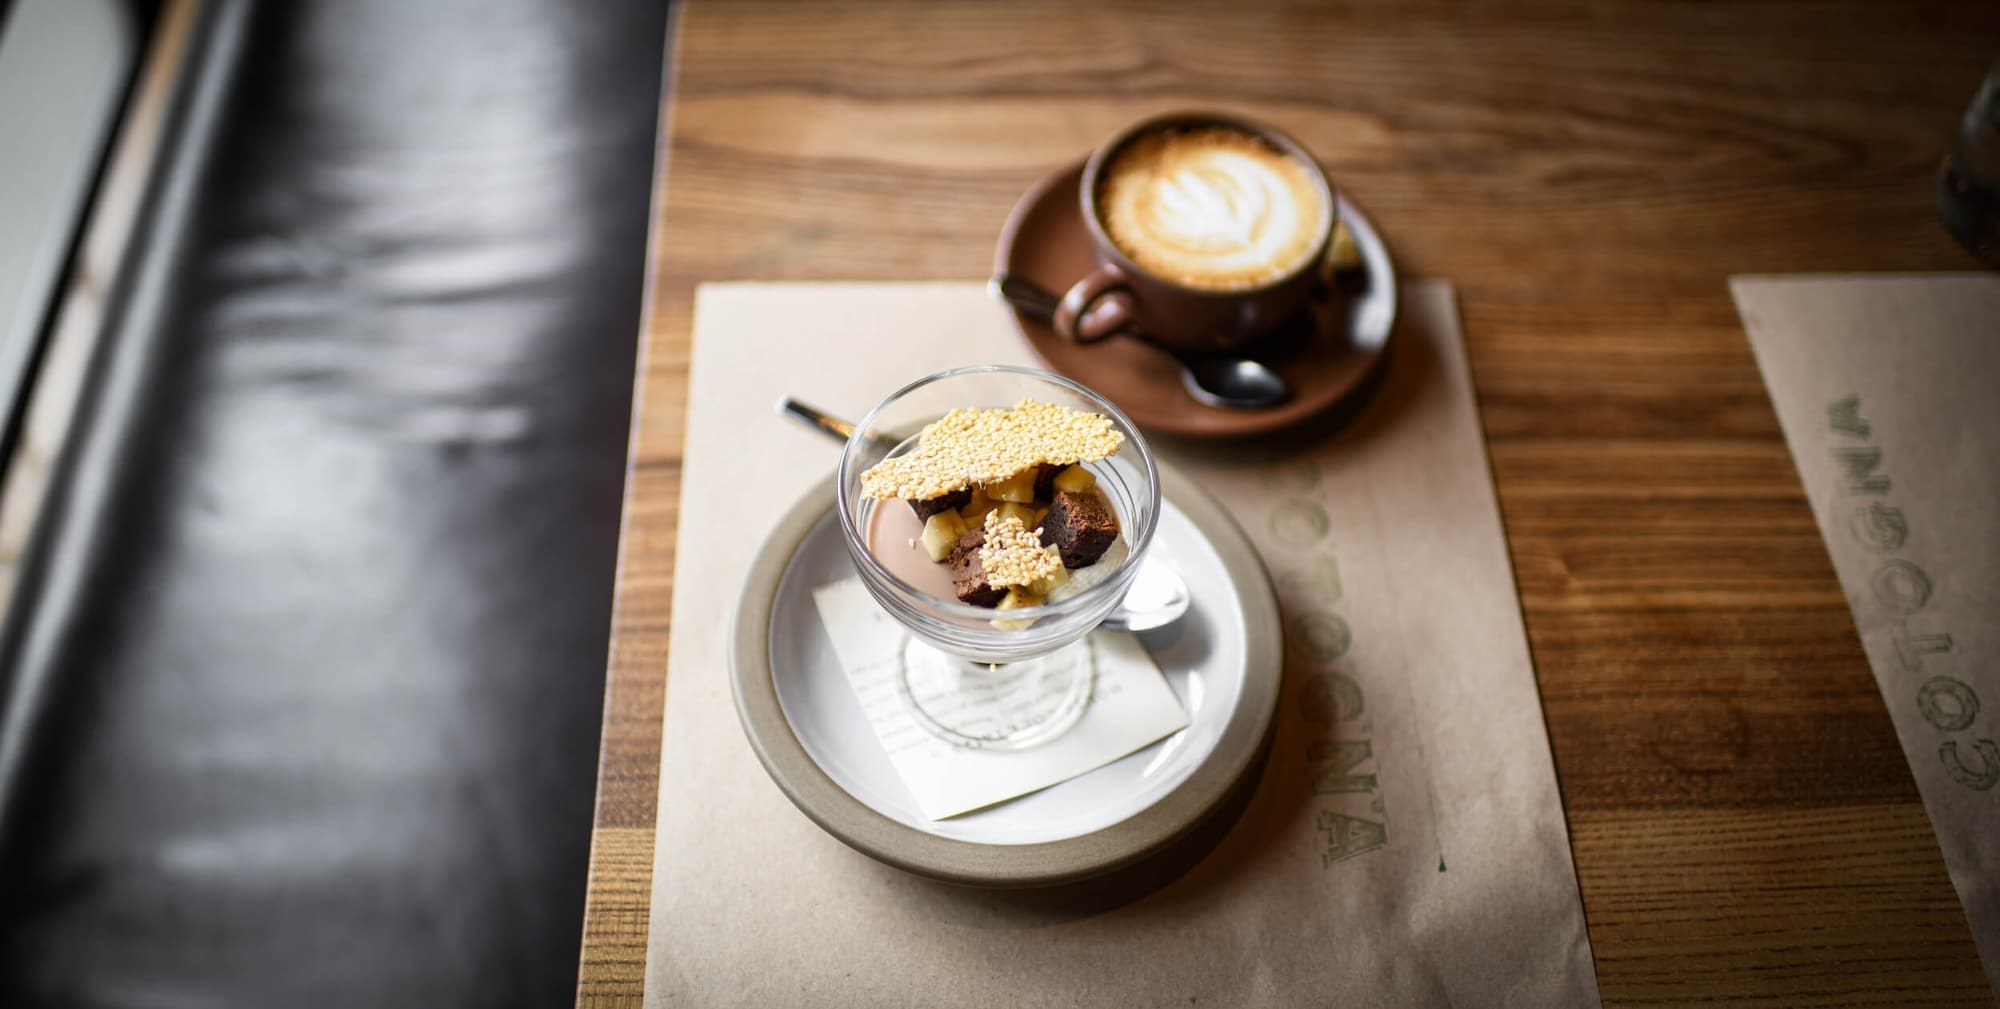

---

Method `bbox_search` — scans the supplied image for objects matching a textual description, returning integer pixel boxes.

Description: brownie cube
[1032,463,1060,502]
[909,486,972,522]
[1040,490,1119,568]
[947,529,1005,607]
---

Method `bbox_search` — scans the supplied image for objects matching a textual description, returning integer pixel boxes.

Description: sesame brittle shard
[859,399,1124,503]
[977,511,1063,590]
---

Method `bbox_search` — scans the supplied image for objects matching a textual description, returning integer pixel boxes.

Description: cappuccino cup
[1054,112,1338,353]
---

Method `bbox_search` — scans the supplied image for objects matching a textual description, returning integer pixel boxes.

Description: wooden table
[578,3,2000,1005]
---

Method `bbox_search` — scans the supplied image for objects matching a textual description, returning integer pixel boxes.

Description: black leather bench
[0,1,670,1003]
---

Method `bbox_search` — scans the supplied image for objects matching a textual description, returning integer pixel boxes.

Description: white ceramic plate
[731,465,1281,887]
[768,499,1247,845]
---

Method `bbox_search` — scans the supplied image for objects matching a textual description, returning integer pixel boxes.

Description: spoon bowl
[990,274,1292,411]
[1180,356,1289,410]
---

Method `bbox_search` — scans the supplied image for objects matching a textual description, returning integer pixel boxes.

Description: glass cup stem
[896,635,1095,750]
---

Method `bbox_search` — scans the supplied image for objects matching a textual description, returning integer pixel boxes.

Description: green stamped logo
[1827,395,1995,791]
[1260,457,1391,868]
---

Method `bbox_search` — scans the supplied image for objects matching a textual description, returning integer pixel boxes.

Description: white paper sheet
[810,577,1189,819]
[1733,273,2000,997]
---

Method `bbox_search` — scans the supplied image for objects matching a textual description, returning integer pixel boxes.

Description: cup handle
[1053,263,1136,344]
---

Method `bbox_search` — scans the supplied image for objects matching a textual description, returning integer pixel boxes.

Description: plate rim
[729,462,1283,888]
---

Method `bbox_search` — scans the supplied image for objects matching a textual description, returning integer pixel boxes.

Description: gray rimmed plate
[730,464,1282,888]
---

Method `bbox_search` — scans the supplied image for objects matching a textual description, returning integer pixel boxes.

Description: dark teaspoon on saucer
[990,274,1292,410]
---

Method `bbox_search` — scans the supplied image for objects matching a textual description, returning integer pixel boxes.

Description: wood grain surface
[578,2,2000,1005]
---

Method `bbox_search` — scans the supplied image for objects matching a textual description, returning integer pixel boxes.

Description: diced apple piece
[1052,464,1096,494]
[995,502,1037,529]
[990,587,1043,630]
[997,587,1041,609]
[987,469,1037,503]
[958,489,994,523]
[1027,565,1070,598]
[920,510,965,562]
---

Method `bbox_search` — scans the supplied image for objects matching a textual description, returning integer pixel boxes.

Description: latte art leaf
[1147,153,1286,252]
[1098,127,1328,291]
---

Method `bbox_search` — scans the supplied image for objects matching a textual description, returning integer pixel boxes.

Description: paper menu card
[1732,273,2000,995]
[810,578,1188,819]
[648,281,1600,1008]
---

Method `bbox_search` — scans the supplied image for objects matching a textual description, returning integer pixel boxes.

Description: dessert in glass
[835,366,1160,750]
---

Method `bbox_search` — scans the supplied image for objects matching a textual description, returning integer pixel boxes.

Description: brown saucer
[993,160,1397,438]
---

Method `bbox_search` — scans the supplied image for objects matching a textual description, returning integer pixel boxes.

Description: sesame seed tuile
[859,398,1124,502]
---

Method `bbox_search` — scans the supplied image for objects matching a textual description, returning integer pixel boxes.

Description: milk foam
[1097,129,1327,291]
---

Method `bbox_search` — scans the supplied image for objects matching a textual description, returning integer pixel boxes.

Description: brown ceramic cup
[1054,111,1338,353]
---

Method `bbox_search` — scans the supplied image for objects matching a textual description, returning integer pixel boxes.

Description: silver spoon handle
[775,395,863,444]
[989,273,1060,322]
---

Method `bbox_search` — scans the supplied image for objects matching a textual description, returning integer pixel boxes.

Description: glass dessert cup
[835,366,1161,750]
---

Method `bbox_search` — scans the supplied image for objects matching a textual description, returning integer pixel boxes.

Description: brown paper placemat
[645,280,1599,1007]
[1733,273,2000,996]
